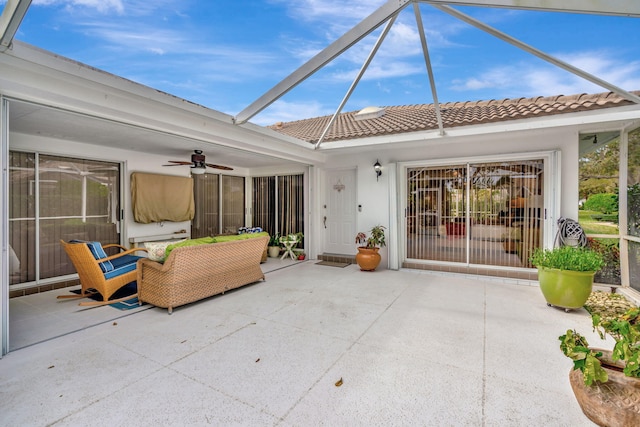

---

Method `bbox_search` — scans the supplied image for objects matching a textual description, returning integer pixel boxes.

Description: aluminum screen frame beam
[314,15,398,150]
[234,0,412,125]
[419,0,640,17]
[0,0,32,52]
[435,4,640,105]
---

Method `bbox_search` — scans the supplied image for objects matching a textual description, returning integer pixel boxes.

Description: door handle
[323,216,327,228]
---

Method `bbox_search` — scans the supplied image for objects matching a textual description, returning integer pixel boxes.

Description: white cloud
[450,50,640,98]
[251,99,333,126]
[32,0,124,14]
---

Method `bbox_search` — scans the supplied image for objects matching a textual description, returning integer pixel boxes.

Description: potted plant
[279,232,303,260]
[530,246,604,311]
[267,232,281,258]
[354,225,386,271]
[559,303,640,426]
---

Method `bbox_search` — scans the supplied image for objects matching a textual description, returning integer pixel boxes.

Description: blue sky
[5,0,640,125]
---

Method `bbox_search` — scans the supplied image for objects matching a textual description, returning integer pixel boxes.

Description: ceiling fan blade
[164,161,192,166]
[206,163,233,171]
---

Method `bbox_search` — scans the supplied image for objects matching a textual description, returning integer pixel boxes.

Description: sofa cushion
[164,236,217,260]
[144,240,185,262]
[214,231,269,243]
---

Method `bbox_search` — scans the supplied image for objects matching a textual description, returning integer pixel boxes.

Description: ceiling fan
[164,150,233,174]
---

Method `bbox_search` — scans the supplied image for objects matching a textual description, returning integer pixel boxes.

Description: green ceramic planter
[537,267,596,310]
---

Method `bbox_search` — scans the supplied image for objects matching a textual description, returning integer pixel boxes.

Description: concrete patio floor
[0,262,607,426]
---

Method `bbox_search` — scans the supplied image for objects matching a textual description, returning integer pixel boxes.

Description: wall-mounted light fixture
[374,160,382,181]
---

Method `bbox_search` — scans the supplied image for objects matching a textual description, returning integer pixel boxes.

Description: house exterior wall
[320,125,588,269]
[9,132,313,245]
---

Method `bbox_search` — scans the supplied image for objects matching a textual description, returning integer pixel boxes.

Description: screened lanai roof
[1,1,640,150]
[232,0,640,148]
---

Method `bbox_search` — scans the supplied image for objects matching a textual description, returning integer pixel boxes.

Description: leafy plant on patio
[530,246,604,311]
[355,225,386,271]
[355,225,386,249]
[559,293,640,426]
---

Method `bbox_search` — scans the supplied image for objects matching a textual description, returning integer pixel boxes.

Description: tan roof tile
[269,91,640,144]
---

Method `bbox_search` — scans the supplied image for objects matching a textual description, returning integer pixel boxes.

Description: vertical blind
[191,174,245,237]
[191,174,220,238]
[406,160,543,269]
[252,174,304,241]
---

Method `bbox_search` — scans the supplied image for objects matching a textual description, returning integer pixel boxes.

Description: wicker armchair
[58,240,147,306]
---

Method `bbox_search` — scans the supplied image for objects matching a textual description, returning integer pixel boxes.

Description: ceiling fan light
[190,166,206,175]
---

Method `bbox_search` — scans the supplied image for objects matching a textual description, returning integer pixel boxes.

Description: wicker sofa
[137,236,268,313]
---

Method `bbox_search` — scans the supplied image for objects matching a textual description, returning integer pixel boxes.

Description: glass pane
[628,128,640,237]
[38,155,120,280]
[192,174,219,238]
[9,152,120,284]
[252,176,276,235]
[470,160,543,268]
[9,152,36,284]
[406,160,543,268]
[407,166,467,263]
[222,175,245,234]
[278,175,304,242]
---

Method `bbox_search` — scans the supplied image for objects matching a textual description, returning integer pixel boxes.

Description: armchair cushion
[71,240,114,273]
[104,254,144,279]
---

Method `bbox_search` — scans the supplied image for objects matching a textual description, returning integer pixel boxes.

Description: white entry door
[324,168,357,254]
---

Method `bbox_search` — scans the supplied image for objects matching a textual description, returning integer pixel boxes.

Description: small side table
[279,237,298,260]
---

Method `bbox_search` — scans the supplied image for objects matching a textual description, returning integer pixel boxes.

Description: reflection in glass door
[406,160,544,268]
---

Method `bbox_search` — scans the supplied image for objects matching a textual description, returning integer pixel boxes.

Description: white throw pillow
[144,241,174,262]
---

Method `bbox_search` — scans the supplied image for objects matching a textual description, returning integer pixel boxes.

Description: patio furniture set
[60,233,270,314]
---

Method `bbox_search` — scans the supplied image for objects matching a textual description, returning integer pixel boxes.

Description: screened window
[627,128,640,292]
[578,133,621,285]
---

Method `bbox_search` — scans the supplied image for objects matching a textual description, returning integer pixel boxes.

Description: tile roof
[268,91,640,144]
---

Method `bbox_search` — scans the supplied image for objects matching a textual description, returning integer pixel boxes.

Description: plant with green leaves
[280,232,303,247]
[559,329,609,385]
[559,306,640,385]
[355,225,386,249]
[268,232,281,247]
[530,246,604,272]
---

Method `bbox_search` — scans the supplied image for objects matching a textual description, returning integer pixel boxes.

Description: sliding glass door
[9,152,121,287]
[406,159,544,269]
[191,174,245,237]
[252,174,304,240]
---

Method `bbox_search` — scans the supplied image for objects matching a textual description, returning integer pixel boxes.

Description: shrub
[530,246,604,272]
[583,193,618,214]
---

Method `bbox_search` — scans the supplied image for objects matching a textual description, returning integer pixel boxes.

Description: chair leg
[78,293,138,307]
[57,290,98,300]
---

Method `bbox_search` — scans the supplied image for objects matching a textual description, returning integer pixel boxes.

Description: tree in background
[579,140,619,201]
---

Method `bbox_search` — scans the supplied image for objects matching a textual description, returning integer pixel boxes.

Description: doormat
[316,261,350,268]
